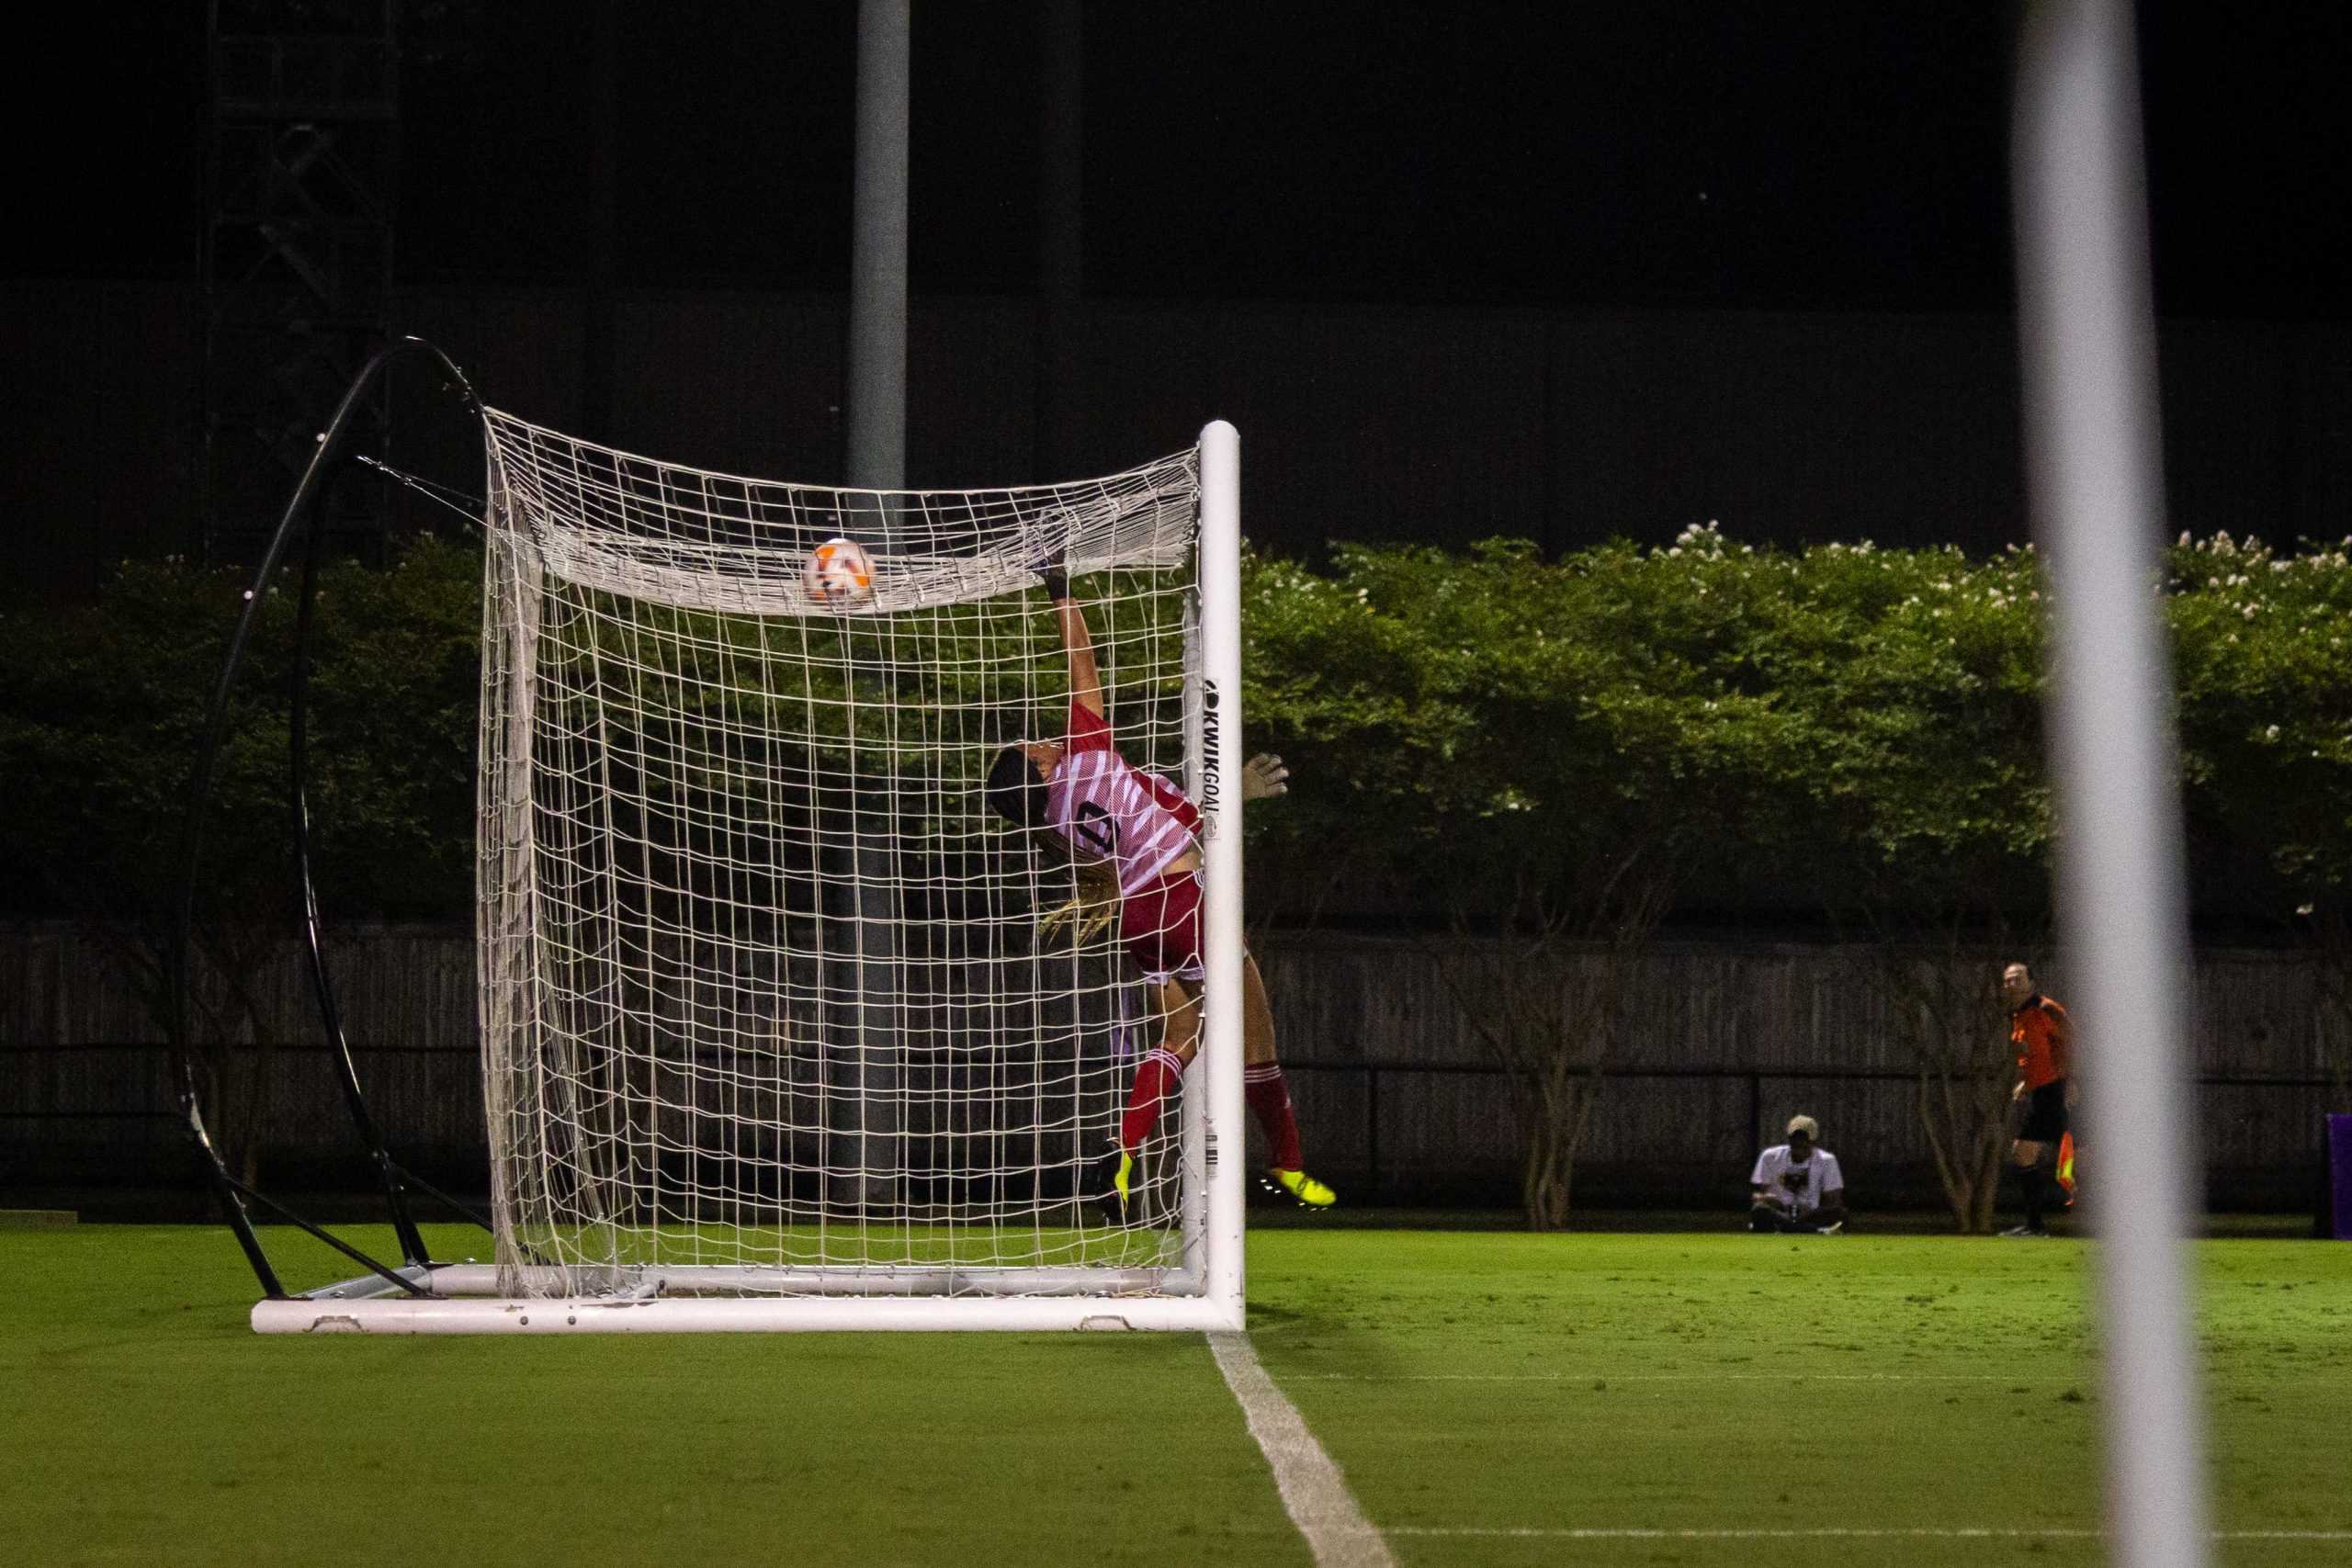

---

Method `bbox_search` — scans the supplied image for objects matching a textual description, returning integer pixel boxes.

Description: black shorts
[2019,1079,2069,1144]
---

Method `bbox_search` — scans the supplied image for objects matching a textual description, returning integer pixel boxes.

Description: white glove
[1240,753,1290,802]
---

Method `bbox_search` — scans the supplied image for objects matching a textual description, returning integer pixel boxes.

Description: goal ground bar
[252,1263,1238,1334]
[252,1294,1243,1335]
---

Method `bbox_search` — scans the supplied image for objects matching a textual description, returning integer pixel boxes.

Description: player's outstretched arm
[1038,558,1103,716]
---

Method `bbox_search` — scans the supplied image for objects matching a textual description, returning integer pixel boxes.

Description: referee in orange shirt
[2000,961,2075,1236]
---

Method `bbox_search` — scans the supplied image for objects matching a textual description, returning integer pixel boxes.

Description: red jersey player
[2000,960,2075,1236]
[983,561,1335,1213]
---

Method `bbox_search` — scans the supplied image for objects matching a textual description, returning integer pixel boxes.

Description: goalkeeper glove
[1240,753,1290,802]
[1026,533,1069,600]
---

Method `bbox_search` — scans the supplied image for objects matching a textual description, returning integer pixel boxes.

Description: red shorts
[1119,867,1204,985]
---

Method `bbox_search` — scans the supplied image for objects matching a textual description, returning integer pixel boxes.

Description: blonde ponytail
[1035,847,1123,947]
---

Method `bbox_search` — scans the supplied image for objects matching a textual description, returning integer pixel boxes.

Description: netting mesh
[476,411,1205,1299]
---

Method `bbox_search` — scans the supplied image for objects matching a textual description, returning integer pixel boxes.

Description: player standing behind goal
[982,560,1336,1213]
[2000,961,2075,1237]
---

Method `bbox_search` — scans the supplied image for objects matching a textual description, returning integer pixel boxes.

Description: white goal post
[253,421,1248,1334]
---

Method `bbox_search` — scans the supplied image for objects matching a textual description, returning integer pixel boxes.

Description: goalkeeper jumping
[983,559,1336,1213]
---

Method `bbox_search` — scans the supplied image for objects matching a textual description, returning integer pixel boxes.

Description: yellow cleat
[1266,1168,1336,1208]
[1083,1148,1134,1222]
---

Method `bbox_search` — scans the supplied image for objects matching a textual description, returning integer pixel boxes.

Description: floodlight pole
[1034,0,1083,480]
[834,0,912,1208]
[2013,5,2211,1567]
[846,0,910,492]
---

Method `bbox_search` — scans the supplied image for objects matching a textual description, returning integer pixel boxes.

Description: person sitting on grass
[982,555,1335,1213]
[1748,1114,1847,1235]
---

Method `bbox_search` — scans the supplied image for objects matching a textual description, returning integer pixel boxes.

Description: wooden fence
[2,923,2340,1213]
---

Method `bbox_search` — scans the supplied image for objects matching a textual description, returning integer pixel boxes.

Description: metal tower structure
[201,0,398,565]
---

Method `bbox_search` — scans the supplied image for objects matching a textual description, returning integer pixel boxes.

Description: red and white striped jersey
[1044,698,1201,897]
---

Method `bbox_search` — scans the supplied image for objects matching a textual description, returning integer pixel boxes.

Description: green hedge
[1245,525,2352,934]
[0,538,481,928]
[5,526,2348,935]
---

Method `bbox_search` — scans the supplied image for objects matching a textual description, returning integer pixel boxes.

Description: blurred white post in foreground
[2012,4,2211,1567]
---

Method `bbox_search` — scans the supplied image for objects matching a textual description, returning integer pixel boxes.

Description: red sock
[1120,1048,1187,1153]
[1244,1064,1303,1171]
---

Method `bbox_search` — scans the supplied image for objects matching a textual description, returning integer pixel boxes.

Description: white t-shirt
[1749,1144,1843,1215]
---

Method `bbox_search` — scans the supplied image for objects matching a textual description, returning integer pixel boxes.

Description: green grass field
[3,1220,2346,1567]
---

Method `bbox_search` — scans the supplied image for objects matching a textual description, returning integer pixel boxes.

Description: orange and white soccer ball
[804,536,874,607]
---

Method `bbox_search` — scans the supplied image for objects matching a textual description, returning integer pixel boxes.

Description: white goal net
[447,412,1245,1329]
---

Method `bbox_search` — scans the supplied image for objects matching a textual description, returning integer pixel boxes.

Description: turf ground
[3,1219,2346,1566]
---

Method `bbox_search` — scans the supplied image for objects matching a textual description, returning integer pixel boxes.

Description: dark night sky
[15,2,2352,318]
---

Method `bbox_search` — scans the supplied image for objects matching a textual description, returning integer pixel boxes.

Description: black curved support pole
[170,336,484,1301]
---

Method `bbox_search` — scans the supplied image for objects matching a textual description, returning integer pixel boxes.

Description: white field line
[1295,1369,2336,1386]
[1386,1528,2352,1542]
[1209,1332,1396,1568]
[1289,1371,2027,1382]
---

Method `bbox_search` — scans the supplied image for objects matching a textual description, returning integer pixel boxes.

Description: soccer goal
[252,419,1247,1334]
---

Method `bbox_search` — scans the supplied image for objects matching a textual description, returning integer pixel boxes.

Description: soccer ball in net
[804,536,875,606]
